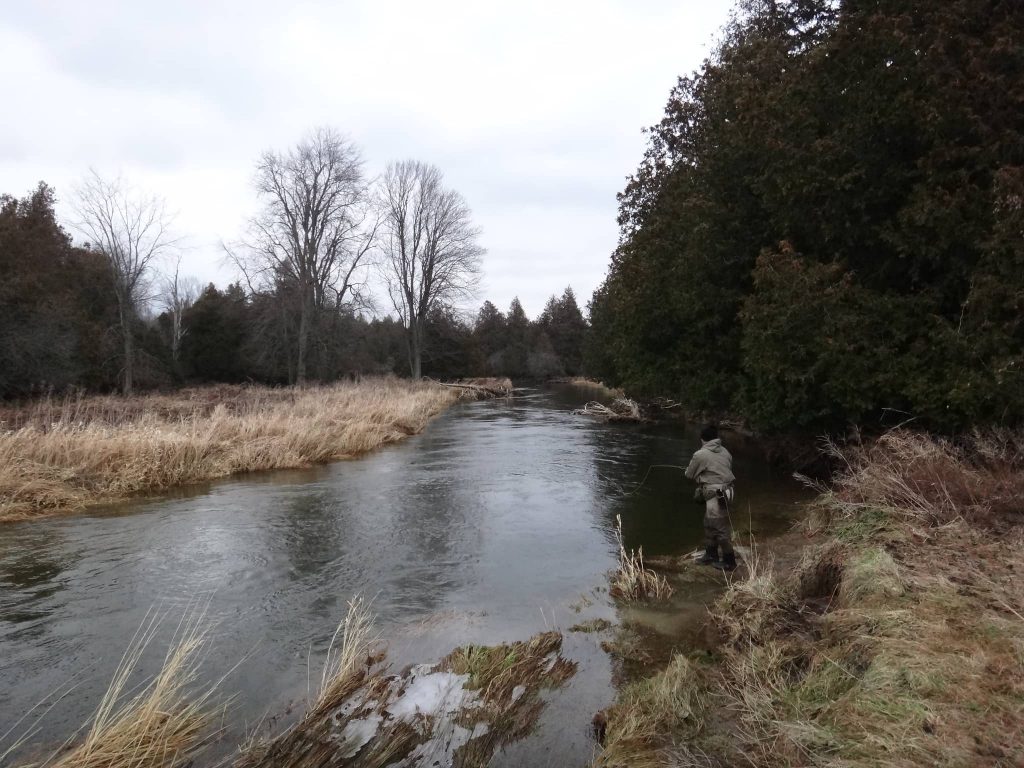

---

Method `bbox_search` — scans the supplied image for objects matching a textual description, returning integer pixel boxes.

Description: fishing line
[605,464,687,498]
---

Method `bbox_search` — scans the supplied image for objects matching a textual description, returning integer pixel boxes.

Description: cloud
[2,0,731,317]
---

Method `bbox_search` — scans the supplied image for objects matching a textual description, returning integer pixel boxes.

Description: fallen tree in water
[435,377,514,399]
[574,398,648,423]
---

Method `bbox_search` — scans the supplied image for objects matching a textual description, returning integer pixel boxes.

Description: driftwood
[437,377,514,398]
[573,397,649,423]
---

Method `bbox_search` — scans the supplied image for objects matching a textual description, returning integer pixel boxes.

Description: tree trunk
[116,297,135,396]
[407,322,422,379]
[122,316,134,397]
[296,295,310,385]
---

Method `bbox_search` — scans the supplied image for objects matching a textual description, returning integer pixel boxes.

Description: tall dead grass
[9,607,221,768]
[0,380,462,522]
[826,428,1024,526]
[236,598,379,768]
[609,515,673,601]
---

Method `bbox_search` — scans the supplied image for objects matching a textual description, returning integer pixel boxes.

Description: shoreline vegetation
[6,599,576,768]
[593,430,1024,767]
[0,378,509,524]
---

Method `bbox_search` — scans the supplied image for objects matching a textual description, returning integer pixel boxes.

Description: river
[0,384,806,766]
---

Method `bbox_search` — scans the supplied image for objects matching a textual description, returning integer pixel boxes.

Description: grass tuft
[11,607,221,768]
[609,515,673,602]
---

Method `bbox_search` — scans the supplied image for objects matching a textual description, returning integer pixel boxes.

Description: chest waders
[697,484,737,571]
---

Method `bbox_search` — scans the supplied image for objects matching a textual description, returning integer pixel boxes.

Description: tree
[502,297,531,378]
[0,183,119,396]
[377,160,484,378]
[180,284,251,383]
[538,286,588,375]
[161,256,201,379]
[472,300,507,374]
[231,128,376,384]
[73,170,176,395]
[589,0,1024,431]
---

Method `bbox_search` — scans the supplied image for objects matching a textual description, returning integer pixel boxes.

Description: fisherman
[685,424,737,571]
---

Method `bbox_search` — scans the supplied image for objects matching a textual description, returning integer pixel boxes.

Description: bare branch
[72,169,177,394]
[376,160,484,378]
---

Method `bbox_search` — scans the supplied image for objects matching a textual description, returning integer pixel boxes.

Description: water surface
[0,385,806,765]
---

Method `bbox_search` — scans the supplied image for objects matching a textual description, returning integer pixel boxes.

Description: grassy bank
[595,430,1024,767]
[0,379,470,522]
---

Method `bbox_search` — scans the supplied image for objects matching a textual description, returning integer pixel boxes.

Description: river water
[0,385,806,766]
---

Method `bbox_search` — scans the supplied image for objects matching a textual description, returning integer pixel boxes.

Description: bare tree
[378,160,484,378]
[229,127,377,384]
[161,256,201,376]
[73,170,175,395]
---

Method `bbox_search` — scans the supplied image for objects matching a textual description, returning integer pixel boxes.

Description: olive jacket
[684,438,736,488]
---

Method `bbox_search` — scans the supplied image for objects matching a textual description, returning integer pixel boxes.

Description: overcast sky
[3,0,733,318]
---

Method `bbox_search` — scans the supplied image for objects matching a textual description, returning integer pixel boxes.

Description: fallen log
[436,377,514,398]
[573,397,649,423]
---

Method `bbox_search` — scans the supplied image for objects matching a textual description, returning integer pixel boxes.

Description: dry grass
[440,631,571,703]
[238,627,575,768]
[826,428,1024,527]
[313,597,378,714]
[609,515,673,602]
[233,597,381,768]
[593,430,1024,768]
[593,655,711,768]
[10,608,221,768]
[0,379,463,522]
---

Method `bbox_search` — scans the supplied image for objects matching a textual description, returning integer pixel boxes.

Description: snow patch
[386,668,472,720]
[337,714,382,758]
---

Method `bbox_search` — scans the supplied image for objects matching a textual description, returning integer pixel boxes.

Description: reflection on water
[0,385,807,766]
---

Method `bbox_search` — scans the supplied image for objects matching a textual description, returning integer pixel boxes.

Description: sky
[2,0,733,319]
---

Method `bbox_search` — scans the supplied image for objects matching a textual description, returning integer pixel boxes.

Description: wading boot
[713,552,738,572]
[698,546,718,566]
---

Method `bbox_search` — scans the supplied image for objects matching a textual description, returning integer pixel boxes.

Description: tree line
[0,167,588,397]
[588,0,1024,432]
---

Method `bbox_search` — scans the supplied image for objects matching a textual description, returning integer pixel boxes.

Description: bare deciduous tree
[229,128,377,384]
[73,170,176,395]
[161,256,201,375]
[378,160,484,378]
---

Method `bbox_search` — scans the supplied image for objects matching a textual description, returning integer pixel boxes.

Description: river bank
[0,379,501,523]
[593,429,1024,767]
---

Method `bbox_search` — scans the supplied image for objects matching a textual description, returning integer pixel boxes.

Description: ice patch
[510,684,527,703]
[337,714,382,758]
[386,669,471,720]
[399,718,492,768]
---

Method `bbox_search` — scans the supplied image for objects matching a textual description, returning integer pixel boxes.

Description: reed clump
[0,379,463,522]
[594,430,1024,767]
[8,609,221,768]
[235,597,381,768]
[609,515,673,602]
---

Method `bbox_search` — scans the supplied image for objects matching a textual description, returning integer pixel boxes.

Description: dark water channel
[0,385,807,766]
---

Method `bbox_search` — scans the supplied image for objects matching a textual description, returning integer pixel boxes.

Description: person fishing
[685,424,737,571]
